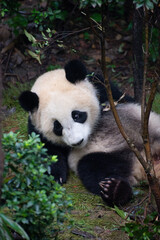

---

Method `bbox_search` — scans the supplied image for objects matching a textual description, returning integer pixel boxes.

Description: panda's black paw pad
[99,178,132,206]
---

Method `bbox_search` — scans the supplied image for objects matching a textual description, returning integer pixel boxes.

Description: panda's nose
[72,139,84,147]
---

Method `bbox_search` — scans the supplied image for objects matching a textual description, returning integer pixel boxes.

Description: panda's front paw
[50,161,68,184]
[99,177,132,207]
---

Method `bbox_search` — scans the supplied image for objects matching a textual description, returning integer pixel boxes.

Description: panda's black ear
[19,90,39,112]
[64,59,87,83]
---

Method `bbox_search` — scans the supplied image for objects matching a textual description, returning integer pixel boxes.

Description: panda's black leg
[77,151,133,206]
[50,159,68,184]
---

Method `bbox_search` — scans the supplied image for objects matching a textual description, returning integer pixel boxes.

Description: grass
[2,82,33,136]
[56,173,128,240]
[2,83,160,239]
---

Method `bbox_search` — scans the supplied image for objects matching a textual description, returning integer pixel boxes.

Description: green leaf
[0,213,30,240]
[118,43,125,53]
[26,177,31,186]
[35,204,40,214]
[145,0,154,9]
[27,50,42,64]
[112,206,130,220]
[0,223,13,240]
[27,201,34,208]
[24,29,37,44]
[91,13,102,23]
[96,0,103,7]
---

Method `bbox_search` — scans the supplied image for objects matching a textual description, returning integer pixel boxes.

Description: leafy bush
[0,0,28,35]
[124,212,160,240]
[0,0,20,17]
[113,206,160,240]
[2,132,72,240]
[0,0,68,34]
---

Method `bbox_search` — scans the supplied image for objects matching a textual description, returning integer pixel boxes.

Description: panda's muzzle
[72,139,84,147]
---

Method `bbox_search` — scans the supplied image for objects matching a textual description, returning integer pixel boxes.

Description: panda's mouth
[71,139,84,147]
[63,124,90,148]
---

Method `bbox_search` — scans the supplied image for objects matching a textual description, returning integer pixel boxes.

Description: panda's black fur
[19,59,160,207]
[88,73,134,104]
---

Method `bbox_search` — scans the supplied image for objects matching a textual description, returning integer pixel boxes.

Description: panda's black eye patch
[53,120,63,136]
[72,110,87,123]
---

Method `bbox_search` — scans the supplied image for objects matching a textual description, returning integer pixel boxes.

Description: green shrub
[124,212,160,240]
[0,0,68,34]
[2,132,72,240]
[114,206,160,240]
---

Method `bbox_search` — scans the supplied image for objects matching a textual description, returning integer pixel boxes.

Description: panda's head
[19,60,100,148]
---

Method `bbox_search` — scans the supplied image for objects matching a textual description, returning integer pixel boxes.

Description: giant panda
[19,59,160,207]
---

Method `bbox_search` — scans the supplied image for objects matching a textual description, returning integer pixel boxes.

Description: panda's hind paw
[99,177,132,207]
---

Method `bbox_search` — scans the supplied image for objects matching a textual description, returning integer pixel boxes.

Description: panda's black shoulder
[88,73,134,104]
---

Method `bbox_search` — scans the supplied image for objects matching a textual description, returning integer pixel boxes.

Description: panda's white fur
[19,60,160,206]
[30,69,100,147]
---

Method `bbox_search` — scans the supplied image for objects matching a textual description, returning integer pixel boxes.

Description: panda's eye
[72,110,87,123]
[53,120,63,136]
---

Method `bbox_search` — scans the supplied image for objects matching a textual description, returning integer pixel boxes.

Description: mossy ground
[2,84,160,239]
[55,173,129,240]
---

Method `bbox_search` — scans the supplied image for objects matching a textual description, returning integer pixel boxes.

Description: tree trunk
[133,6,144,102]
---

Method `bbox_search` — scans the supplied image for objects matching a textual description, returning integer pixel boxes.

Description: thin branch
[141,6,149,124]
[143,76,159,171]
[141,6,152,169]
[81,11,101,39]
[0,55,4,201]
[141,9,159,175]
